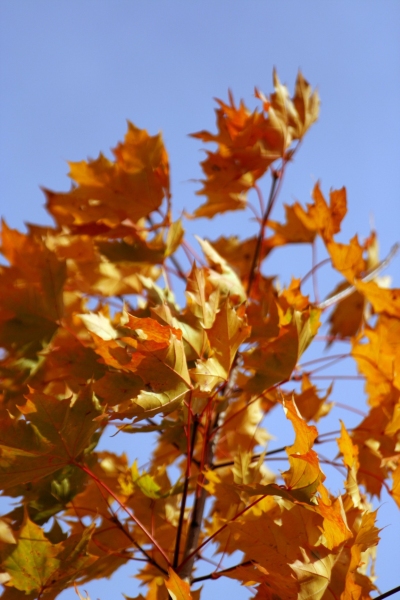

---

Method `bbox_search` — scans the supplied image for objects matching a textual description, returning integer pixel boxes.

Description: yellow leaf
[282,399,325,502]
[355,279,400,318]
[337,420,359,470]
[326,236,365,283]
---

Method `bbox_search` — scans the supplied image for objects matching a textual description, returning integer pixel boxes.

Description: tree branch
[173,411,199,568]
[178,409,217,581]
[373,585,400,600]
[191,560,254,583]
[246,171,279,298]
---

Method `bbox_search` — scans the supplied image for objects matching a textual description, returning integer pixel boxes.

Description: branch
[70,496,167,575]
[246,171,279,298]
[300,258,331,286]
[373,585,400,600]
[110,513,168,575]
[173,410,199,568]
[191,560,254,583]
[178,409,217,581]
[317,243,399,310]
[211,445,287,470]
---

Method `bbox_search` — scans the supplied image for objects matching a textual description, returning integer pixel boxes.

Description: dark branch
[374,585,400,600]
[173,414,199,568]
[246,171,279,298]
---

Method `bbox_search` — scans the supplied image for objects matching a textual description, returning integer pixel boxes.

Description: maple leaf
[266,202,317,248]
[243,315,300,394]
[0,385,102,490]
[0,514,96,596]
[355,279,400,318]
[208,235,262,285]
[281,398,326,503]
[45,122,169,230]
[326,284,365,343]
[326,235,366,283]
[195,237,247,303]
[266,184,346,251]
[191,72,319,219]
[352,315,400,407]
[0,221,65,354]
[81,312,192,421]
[192,299,250,390]
[279,374,333,423]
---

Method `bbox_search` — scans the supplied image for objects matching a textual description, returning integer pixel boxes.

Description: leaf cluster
[0,71,399,600]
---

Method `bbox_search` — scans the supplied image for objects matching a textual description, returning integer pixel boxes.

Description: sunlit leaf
[164,569,193,600]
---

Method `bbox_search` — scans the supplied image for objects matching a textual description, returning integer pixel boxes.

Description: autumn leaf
[337,420,359,470]
[266,202,317,247]
[45,122,169,230]
[243,317,299,394]
[164,569,193,600]
[0,385,102,490]
[326,284,365,343]
[1,515,96,595]
[279,374,332,423]
[281,398,326,502]
[355,279,400,318]
[0,221,65,353]
[191,71,319,219]
[267,185,346,250]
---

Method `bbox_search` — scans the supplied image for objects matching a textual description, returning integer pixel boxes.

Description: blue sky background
[1,2,400,599]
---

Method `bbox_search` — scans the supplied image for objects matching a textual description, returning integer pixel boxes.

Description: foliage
[0,70,399,600]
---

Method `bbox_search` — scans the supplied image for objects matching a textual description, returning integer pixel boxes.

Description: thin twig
[211,445,287,470]
[178,495,267,573]
[73,460,171,566]
[192,560,254,583]
[311,238,320,303]
[300,257,331,286]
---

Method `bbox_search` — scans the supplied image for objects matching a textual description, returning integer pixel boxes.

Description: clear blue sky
[1,2,399,599]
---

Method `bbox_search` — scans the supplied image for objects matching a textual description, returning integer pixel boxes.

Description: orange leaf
[164,569,193,600]
[45,122,169,230]
[326,284,365,343]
